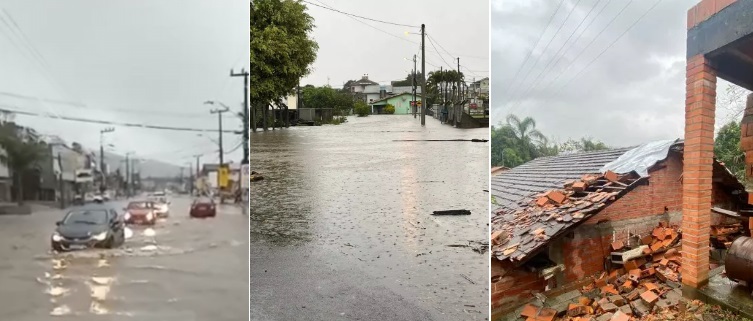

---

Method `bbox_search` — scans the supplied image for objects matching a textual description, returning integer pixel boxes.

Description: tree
[715,121,745,181]
[354,101,370,117]
[0,122,47,205]
[426,69,465,107]
[384,104,395,114]
[251,0,318,129]
[392,72,423,87]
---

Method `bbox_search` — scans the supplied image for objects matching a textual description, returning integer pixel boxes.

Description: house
[489,139,746,318]
[368,93,422,115]
[468,77,489,98]
[343,74,379,94]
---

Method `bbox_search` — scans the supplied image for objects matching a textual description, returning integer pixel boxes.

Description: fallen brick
[537,308,557,321]
[578,296,592,306]
[643,282,658,292]
[610,310,630,321]
[545,190,567,204]
[601,284,619,295]
[650,241,663,252]
[567,303,591,317]
[604,170,619,182]
[623,260,638,271]
[611,241,624,252]
[630,299,651,317]
[640,290,659,305]
[619,304,633,316]
[572,181,587,192]
[536,197,549,207]
[599,301,619,313]
[625,289,640,302]
[641,235,653,246]
[520,304,540,318]
[596,312,614,321]
[659,258,669,266]
[491,231,504,245]
[608,295,626,306]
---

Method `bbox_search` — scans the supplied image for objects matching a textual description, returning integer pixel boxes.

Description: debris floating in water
[50,305,71,316]
[431,210,471,216]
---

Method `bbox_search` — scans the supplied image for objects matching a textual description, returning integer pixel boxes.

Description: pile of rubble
[710,223,745,249]
[519,223,684,321]
[493,171,640,262]
[251,171,264,182]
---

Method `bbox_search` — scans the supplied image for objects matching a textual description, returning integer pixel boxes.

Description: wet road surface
[0,196,247,321]
[251,116,489,321]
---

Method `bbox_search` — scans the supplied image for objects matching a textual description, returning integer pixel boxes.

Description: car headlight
[124,212,131,220]
[51,233,62,242]
[146,212,154,220]
[92,231,108,241]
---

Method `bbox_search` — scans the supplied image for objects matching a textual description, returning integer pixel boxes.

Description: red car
[190,197,216,218]
[123,201,157,225]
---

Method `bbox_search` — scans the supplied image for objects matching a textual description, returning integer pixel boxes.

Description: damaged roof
[491,139,746,265]
[490,147,632,211]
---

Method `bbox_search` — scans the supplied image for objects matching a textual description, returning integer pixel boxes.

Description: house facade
[368,93,422,115]
[489,140,745,319]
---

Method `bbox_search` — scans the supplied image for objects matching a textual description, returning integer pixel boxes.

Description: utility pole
[456,57,461,127]
[125,152,132,198]
[194,154,202,195]
[99,127,114,193]
[57,153,65,209]
[413,54,417,119]
[205,101,230,165]
[231,69,250,165]
[421,24,426,126]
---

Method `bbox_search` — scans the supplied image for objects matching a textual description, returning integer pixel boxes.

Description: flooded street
[251,115,489,321]
[0,197,248,321]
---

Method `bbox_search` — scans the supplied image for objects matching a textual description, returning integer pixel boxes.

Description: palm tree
[505,114,547,161]
[0,122,47,205]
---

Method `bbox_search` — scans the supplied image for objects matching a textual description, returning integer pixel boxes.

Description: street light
[99,127,115,192]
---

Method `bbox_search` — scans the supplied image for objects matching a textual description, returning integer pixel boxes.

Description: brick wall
[490,258,546,315]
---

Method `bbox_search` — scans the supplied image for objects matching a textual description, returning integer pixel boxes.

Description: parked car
[189,196,216,218]
[102,191,111,201]
[51,204,126,252]
[123,201,157,225]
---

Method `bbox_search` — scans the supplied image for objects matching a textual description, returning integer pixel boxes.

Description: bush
[354,101,370,117]
[384,104,395,114]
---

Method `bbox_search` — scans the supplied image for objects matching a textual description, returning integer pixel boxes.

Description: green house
[369,93,421,115]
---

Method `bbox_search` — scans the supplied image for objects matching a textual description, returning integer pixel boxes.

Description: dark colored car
[124,201,157,225]
[51,205,125,252]
[190,196,216,218]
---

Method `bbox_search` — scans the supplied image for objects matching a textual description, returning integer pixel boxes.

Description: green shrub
[384,104,395,114]
[354,101,370,117]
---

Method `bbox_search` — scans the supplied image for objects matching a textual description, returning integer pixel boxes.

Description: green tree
[251,0,318,128]
[354,101,370,117]
[301,85,355,117]
[0,122,47,205]
[425,69,464,107]
[384,104,395,114]
[715,121,745,181]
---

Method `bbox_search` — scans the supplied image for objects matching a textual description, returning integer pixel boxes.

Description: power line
[426,35,453,70]
[551,0,664,96]
[508,0,604,114]
[0,105,242,134]
[508,0,585,106]
[302,0,418,28]
[527,0,637,103]
[500,0,565,102]
[0,91,237,119]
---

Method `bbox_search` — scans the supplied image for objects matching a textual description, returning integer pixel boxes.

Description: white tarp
[601,139,679,177]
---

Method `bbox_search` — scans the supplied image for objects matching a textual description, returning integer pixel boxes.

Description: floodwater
[0,197,247,321]
[251,115,489,321]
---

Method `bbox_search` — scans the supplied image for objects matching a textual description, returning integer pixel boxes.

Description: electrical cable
[302,0,418,28]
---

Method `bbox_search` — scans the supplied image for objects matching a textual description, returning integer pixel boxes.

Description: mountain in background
[101,151,188,178]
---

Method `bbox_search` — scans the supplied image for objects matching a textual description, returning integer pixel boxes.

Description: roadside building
[489,139,746,318]
[368,93,422,115]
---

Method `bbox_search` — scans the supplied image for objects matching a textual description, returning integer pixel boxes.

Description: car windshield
[128,202,152,209]
[62,210,108,225]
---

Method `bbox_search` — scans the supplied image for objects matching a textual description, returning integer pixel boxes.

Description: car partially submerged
[51,204,125,252]
[123,201,157,225]
[190,196,216,218]
[148,196,170,218]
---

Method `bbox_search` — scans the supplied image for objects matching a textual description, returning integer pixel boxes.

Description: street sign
[241,164,249,189]
[417,101,422,106]
[218,165,230,188]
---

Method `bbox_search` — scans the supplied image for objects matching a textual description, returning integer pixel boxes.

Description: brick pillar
[681,54,716,288]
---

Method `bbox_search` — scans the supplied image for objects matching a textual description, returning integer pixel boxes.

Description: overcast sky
[300,0,489,88]
[491,0,751,148]
[0,0,247,167]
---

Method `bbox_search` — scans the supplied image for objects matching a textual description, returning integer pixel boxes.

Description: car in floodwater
[189,196,216,218]
[148,196,170,218]
[123,201,157,225]
[51,204,126,252]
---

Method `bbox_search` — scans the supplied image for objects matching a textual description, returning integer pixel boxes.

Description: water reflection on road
[251,116,489,321]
